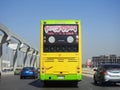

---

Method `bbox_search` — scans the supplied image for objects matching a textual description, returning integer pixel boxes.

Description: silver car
[93,64,120,85]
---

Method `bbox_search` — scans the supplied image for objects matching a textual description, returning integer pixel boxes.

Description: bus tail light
[42,67,45,73]
[44,22,46,24]
[77,67,80,73]
[75,22,78,24]
[101,70,106,75]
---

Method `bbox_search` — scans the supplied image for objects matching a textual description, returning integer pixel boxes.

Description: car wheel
[20,76,23,79]
[36,75,38,79]
[33,76,36,79]
[112,82,116,85]
[94,77,97,85]
[96,80,103,86]
[94,76,103,86]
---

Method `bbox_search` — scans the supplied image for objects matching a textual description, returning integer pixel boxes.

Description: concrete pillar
[0,44,2,72]
[20,47,29,67]
[33,52,38,68]
[13,50,18,71]
[36,55,40,68]
[0,34,8,72]
[8,43,19,71]
[23,52,27,67]
[33,55,37,67]
[30,54,34,67]
[29,49,35,66]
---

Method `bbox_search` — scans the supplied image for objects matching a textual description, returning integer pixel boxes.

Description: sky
[0,0,120,63]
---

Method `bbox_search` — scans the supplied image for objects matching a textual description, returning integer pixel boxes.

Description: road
[0,75,120,90]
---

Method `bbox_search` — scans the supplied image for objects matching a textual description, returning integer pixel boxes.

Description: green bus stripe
[40,74,82,81]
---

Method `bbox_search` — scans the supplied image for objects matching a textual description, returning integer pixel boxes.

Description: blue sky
[0,0,120,63]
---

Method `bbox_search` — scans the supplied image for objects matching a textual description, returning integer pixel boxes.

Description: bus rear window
[43,24,78,52]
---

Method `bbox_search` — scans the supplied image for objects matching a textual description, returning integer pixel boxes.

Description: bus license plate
[58,76,64,79]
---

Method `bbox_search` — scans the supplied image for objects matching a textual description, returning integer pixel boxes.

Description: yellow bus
[40,20,82,85]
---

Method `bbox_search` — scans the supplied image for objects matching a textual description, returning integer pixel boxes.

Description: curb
[1,72,14,76]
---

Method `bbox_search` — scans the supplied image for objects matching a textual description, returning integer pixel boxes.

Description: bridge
[0,24,39,73]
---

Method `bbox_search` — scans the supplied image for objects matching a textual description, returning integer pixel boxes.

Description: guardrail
[82,68,95,78]
[1,71,14,76]
[0,68,95,77]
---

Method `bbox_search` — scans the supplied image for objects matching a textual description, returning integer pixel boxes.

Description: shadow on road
[29,79,78,88]
[29,79,43,88]
[91,82,120,87]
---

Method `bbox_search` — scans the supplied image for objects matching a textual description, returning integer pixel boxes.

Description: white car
[0,72,1,78]
[93,64,120,85]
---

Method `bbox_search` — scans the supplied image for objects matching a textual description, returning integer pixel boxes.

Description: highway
[0,74,120,90]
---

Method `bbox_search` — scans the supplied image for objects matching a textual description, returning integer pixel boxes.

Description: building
[85,59,92,67]
[92,55,120,67]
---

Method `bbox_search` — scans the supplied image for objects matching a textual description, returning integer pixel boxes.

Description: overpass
[0,24,39,72]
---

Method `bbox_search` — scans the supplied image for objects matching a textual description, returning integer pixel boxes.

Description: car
[93,64,120,85]
[14,68,22,75]
[0,72,1,79]
[36,68,40,73]
[20,67,38,79]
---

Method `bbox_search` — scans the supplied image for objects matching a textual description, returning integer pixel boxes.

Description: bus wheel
[72,81,78,87]
[43,81,47,86]
[20,76,23,79]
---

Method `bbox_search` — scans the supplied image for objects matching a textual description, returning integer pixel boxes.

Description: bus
[40,20,82,85]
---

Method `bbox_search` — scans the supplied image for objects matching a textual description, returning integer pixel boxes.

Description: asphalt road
[0,75,120,90]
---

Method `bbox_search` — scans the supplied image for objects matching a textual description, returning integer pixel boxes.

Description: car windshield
[103,65,120,70]
[23,67,34,70]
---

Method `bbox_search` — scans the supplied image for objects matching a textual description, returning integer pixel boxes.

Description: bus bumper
[40,74,82,81]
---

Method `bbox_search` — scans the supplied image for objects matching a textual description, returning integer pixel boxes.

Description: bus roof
[40,20,81,24]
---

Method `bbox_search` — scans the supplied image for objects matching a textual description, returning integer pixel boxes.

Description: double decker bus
[40,20,82,85]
